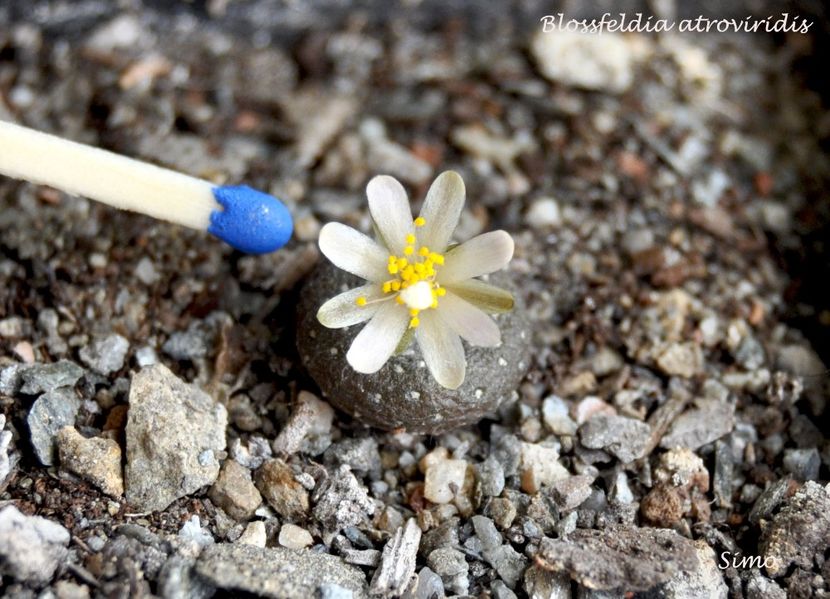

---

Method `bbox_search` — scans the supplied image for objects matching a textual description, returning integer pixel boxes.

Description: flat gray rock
[195,543,368,598]
[534,526,698,591]
[660,399,735,450]
[79,333,129,375]
[297,262,531,433]
[579,415,651,463]
[125,364,227,512]
[0,505,69,584]
[19,360,85,395]
[27,387,80,466]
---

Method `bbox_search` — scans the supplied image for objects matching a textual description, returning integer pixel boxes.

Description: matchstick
[0,120,292,254]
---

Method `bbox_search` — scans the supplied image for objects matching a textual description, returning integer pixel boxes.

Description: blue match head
[209,185,293,254]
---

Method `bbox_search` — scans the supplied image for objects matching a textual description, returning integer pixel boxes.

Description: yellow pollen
[414,263,426,276]
[396,296,405,304]
[391,280,401,291]
[431,299,438,308]
[355,296,367,306]
[405,233,416,244]
[436,287,447,296]
[409,317,420,328]
[409,308,420,317]
[414,217,426,227]
[388,264,398,275]
[396,257,408,269]
[382,282,392,293]
[430,253,444,265]
[418,246,430,257]
[403,246,414,256]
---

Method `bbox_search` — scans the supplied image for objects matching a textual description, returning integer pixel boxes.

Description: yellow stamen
[414,263,426,275]
[396,296,405,304]
[431,299,438,308]
[396,257,408,269]
[409,308,420,317]
[414,217,426,227]
[430,253,445,265]
[436,287,446,296]
[391,280,401,292]
[382,282,392,293]
[418,246,430,257]
[356,297,367,306]
[405,233,416,244]
[409,317,420,328]
[403,246,414,256]
[388,264,398,274]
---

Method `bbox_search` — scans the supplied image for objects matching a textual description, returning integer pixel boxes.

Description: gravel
[0,505,70,584]
[125,364,227,512]
[0,3,828,598]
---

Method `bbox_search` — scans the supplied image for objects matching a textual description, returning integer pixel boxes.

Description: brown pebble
[640,484,684,527]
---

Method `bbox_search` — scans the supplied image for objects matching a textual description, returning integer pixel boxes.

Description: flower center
[355,217,446,328]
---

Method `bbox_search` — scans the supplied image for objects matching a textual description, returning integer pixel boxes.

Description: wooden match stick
[0,120,292,254]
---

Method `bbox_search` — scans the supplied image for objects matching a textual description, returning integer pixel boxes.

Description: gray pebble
[782,448,820,481]
[125,364,227,512]
[579,415,650,464]
[19,360,84,395]
[0,505,69,584]
[79,334,129,375]
[28,387,80,465]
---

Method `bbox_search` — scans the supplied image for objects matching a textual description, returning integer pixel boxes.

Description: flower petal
[417,170,465,253]
[436,230,514,284]
[439,292,501,347]
[317,284,384,329]
[443,279,514,313]
[415,310,466,389]
[346,301,409,374]
[319,222,389,282]
[367,175,413,255]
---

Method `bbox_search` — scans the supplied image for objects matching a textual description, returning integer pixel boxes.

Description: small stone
[541,396,577,436]
[640,484,685,527]
[254,458,309,521]
[760,481,830,577]
[79,334,129,375]
[523,565,570,599]
[326,437,381,478]
[531,30,639,93]
[661,399,735,450]
[604,470,633,505]
[489,497,517,530]
[656,342,703,378]
[401,567,444,599]
[549,475,594,511]
[782,448,820,481]
[579,415,650,464]
[195,543,367,598]
[134,257,160,285]
[272,390,334,455]
[0,505,70,584]
[745,570,787,599]
[162,321,212,361]
[0,316,24,338]
[56,427,124,497]
[472,515,502,550]
[426,547,468,594]
[179,515,214,549]
[474,457,505,498]
[424,458,469,504]
[713,441,734,508]
[520,443,569,494]
[28,387,80,466]
[491,580,518,599]
[236,521,266,548]
[370,519,421,597]
[125,364,227,512]
[534,526,698,591]
[655,448,710,491]
[134,346,158,367]
[278,523,314,549]
[748,478,792,524]
[658,540,727,598]
[54,581,91,599]
[312,465,375,539]
[297,263,530,434]
[525,198,561,228]
[209,459,262,521]
[590,347,624,377]
[19,360,84,394]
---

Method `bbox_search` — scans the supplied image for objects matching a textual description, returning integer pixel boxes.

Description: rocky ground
[0,1,829,598]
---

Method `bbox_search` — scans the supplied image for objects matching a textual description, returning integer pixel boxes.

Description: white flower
[316,171,515,390]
